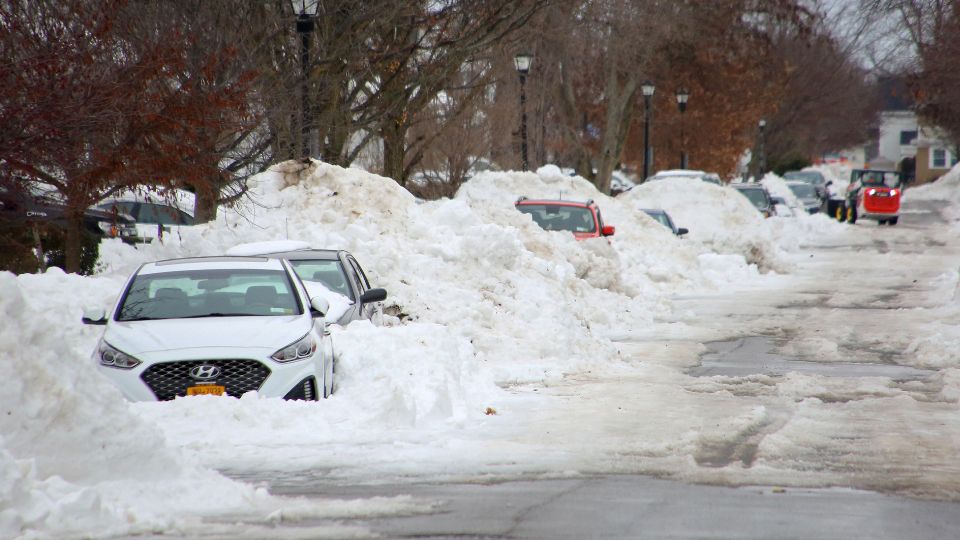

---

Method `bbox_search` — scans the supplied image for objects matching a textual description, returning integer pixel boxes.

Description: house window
[932,148,947,168]
[900,130,917,145]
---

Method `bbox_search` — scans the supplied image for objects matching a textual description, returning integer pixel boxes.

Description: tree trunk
[593,71,638,194]
[381,117,409,185]
[65,211,83,274]
[193,191,219,224]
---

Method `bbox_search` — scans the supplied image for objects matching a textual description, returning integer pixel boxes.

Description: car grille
[141,359,271,400]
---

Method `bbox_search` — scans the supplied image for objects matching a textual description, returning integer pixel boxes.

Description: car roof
[731,183,766,189]
[651,169,706,178]
[139,256,284,275]
[516,198,595,207]
[262,249,342,261]
[640,208,667,215]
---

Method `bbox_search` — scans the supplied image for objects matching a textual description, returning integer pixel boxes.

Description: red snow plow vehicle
[837,169,902,225]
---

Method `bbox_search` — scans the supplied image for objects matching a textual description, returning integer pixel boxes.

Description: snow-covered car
[82,256,334,401]
[641,208,688,236]
[838,169,902,225]
[783,170,828,200]
[785,181,821,214]
[225,241,387,326]
[515,197,615,240]
[731,183,775,217]
[95,193,195,243]
[645,169,723,185]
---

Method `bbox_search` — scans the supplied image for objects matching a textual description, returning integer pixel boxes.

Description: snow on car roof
[140,256,283,274]
[225,240,312,256]
[650,169,707,178]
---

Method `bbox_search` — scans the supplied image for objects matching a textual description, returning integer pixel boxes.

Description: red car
[515,197,615,240]
[838,169,902,225]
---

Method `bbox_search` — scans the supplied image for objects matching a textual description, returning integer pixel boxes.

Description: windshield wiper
[181,312,250,318]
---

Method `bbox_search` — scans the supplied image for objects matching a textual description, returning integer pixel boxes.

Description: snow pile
[0,271,385,539]
[905,163,960,202]
[619,177,789,272]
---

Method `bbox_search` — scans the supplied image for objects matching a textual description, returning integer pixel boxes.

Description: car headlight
[271,333,316,363]
[98,341,141,369]
[890,189,898,196]
[868,188,877,195]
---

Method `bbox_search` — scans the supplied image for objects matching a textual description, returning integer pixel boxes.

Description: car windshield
[735,187,769,209]
[288,259,354,300]
[784,171,825,185]
[643,211,672,229]
[117,268,301,321]
[858,171,899,187]
[788,183,816,198]
[518,204,596,233]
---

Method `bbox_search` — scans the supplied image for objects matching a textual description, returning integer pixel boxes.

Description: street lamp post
[641,80,655,181]
[675,87,689,169]
[514,53,533,171]
[291,0,320,160]
[757,118,767,181]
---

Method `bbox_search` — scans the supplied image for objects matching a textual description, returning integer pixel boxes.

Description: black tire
[835,202,846,221]
[878,219,887,225]
[847,205,858,224]
[889,216,899,226]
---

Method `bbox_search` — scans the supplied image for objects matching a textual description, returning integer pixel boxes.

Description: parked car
[785,181,821,214]
[82,256,334,401]
[515,197,615,240]
[645,169,723,185]
[731,183,775,217]
[96,193,195,243]
[838,169,902,225]
[783,170,828,200]
[641,208,688,236]
[1,184,139,243]
[226,241,387,326]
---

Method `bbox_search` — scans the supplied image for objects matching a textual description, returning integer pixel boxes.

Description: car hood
[104,315,312,355]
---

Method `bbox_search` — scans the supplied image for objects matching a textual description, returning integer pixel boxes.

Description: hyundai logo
[189,365,221,381]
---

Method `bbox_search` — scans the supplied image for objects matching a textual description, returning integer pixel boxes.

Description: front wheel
[835,202,846,221]
[889,216,899,226]
[847,205,858,224]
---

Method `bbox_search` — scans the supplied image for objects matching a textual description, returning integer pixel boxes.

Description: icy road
[187,198,960,538]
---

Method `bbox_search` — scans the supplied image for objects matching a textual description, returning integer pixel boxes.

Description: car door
[346,255,378,321]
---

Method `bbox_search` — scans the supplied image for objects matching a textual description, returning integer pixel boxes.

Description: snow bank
[619,177,789,272]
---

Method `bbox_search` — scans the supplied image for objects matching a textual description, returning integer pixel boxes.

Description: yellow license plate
[186,385,225,396]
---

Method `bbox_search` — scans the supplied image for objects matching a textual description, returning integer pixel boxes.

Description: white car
[82,256,334,401]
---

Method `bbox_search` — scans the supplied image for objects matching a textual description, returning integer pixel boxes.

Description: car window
[517,204,597,233]
[788,184,816,198]
[348,257,371,290]
[135,203,192,225]
[288,259,354,300]
[117,268,301,320]
[736,188,770,209]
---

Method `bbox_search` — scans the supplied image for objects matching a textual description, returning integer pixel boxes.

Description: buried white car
[82,256,334,401]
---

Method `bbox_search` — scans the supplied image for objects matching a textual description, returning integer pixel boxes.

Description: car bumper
[95,346,325,401]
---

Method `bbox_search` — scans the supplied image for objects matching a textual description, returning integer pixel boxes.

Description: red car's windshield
[518,204,597,233]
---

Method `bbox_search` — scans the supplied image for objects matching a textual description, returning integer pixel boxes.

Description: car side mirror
[359,288,387,304]
[601,225,615,236]
[81,307,107,325]
[677,227,689,236]
[309,296,330,318]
